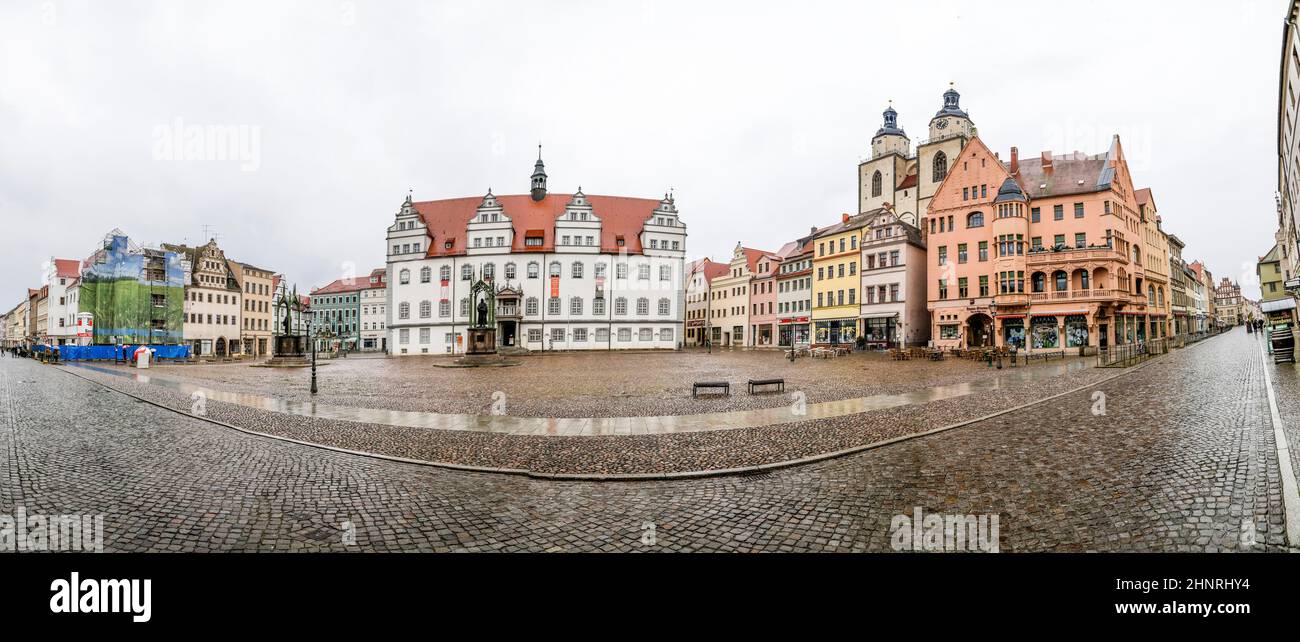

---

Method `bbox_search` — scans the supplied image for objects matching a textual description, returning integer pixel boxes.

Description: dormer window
[444,240,453,250]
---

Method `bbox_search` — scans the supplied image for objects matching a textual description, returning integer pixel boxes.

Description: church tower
[916,84,976,234]
[530,145,548,201]
[859,102,915,218]
[871,102,909,158]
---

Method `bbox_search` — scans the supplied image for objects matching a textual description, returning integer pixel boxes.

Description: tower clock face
[935,119,949,130]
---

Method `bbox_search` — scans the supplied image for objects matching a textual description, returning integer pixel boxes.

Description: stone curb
[54,334,1217,481]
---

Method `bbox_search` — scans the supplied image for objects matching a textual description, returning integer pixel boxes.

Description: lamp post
[310,328,318,395]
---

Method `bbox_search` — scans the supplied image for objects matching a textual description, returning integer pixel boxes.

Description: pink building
[748,251,782,347]
[926,135,1152,351]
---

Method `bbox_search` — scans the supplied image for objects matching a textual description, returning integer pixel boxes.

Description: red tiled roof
[896,173,918,190]
[54,259,80,279]
[738,247,773,274]
[312,278,367,295]
[413,193,664,257]
[701,260,730,283]
[362,268,387,289]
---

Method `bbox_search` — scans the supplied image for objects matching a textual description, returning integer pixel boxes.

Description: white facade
[385,184,688,355]
[360,272,387,352]
[859,211,929,347]
[44,259,80,345]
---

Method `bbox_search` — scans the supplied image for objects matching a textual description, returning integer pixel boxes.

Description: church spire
[530,144,547,201]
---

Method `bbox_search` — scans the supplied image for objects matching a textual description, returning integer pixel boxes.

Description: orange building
[926,135,1153,352]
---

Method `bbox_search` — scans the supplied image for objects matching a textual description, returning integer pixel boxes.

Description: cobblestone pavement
[0,327,1289,552]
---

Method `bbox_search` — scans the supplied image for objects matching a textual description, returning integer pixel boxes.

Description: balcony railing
[1026,246,1127,265]
[1027,288,1129,303]
[994,293,1030,305]
[497,305,520,317]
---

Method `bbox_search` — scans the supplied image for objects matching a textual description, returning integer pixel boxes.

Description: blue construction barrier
[32,345,191,361]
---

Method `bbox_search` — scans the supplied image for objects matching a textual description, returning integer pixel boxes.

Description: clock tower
[916,84,976,238]
[927,83,973,140]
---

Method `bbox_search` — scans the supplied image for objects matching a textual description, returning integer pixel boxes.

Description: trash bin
[135,346,152,369]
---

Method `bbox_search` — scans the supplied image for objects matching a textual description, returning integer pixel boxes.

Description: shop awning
[861,312,899,319]
[1261,298,1297,313]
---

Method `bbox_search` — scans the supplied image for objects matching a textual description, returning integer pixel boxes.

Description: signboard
[778,316,810,325]
[550,276,560,298]
[686,319,706,328]
[440,279,449,303]
[595,276,605,298]
[75,313,94,338]
[1286,277,1300,291]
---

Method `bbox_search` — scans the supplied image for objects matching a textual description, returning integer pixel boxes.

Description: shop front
[861,314,897,349]
[814,318,857,347]
[778,316,810,347]
[998,316,1025,349]
[1030,316,1059,349]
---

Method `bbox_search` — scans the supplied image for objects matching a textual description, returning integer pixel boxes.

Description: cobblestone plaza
[2,328,1296,552]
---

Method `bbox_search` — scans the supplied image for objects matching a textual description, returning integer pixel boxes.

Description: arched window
[1054,270,1068,292]
[1157,287,1165,307]
[572,262,584,278]
[398,302,410,319]
[1032,272,1046,293]
[527,262,539,278]
[549,261,561,277]
[636,297,649,315]
[932,151,947,183]
[419,300,431,318]
[1080,270,1091,290]
[658,298,670,315]
[615,297,628,316]
[439,300,450,317]
[483,263,495,280]
[525,297,538,316]
[1148,285,1156,305]
[504,262,516,280]
[420,266,431,283]
[439,265,450,281]
[460,265,472,280]
[871,170,883,197]
[399,269,410,284]
[967,211,984,228]
[570,297,583,315]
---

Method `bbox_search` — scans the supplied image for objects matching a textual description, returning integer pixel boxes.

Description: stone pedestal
[466,328,497,355]
[256,335,312,367]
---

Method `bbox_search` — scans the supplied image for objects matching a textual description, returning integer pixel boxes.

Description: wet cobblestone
[0,328,1287,552]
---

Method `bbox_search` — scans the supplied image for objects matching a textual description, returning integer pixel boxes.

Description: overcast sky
[0,0,1285,304]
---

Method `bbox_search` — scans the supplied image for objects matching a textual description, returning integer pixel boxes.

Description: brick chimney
[1010,147,1019,176]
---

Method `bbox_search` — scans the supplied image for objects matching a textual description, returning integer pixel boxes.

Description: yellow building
[1136,188,1172,338]
[812,213,870,346]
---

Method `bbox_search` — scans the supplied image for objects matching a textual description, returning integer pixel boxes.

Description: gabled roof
[312,278,367,295]
[53,259,80,279]
[702,260,730,283]
[1135,187,1155,210]
[896,172,919,190]
[412,193,666,257]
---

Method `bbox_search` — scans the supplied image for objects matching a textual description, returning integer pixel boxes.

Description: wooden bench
[692,381,730,397]
[747,378,785,394]
[1022,350,1065,364]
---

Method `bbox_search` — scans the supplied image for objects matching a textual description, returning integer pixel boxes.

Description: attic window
[616,235,626,247]
[444,239,454,250]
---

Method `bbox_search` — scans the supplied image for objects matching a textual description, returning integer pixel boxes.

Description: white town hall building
[385,151,688,355]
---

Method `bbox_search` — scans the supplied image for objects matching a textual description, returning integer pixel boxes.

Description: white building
[775,241,814,347]
[43,258,81,345]
[360,268,388,352]
[166,239,243,356]
[385,153,687,354]
[859,209,929,348]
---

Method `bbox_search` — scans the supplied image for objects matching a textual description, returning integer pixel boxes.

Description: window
[871,171,883,197]
[439,300,450,317]
[1055,271,1068,292]
[967,212,983,228]
[439,265,450,281]
[419,300,431,318]
[549,261,561,277]
[659,265,672,281]
[551,328,565,342]
[979,275,989,297]
[528,329,542,342]
[978,241,988,262]
[399,329,410,344]
[615,297,628,315]
[639,328,653,341]
[1054,234,1065,248]
[938,246,947,265]
[659,328,673,342]
[398,302,410,319]
[958,244,968,264]
[938,279,948,299]
[460,298,469,316]
[1053,204,1064,220]
[399,269,410,284]
[525,297,538,316]
[636,297,649,315]
[548,298,561,315]
[570,297,583,315]
[1074,202,1084,218]
[572,262,584,278]
[483,263,495,280]
[504,263,516,280]
[958,277,968,299]
[638,264,651,280]
[418,266,431,283]
[573,328,588,342]
[527,262,539,278]
[1031,207,1040,223]
[658,298,670,315]
[932,151,947,182]
[593,298,606,315]
[616,263,628,279]
[461,265,472,280]
[1075,233,1086,248]
[618,328,632,342]
[419,328,430,344]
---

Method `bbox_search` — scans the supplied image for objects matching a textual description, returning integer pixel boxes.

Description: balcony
[1026,246,1127,266]
[1028,288,1129,303]
[497,305,521,318]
